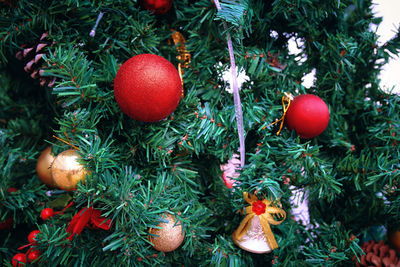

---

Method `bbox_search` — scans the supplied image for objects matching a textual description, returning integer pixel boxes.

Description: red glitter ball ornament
[141,0,173,14]
[27,250,42,263]
[252,200,266,215]
[28,230,41,244]
[114,54,182,122]
[285,94,330,139]
[41,208,55,220]
[11,253,27,267]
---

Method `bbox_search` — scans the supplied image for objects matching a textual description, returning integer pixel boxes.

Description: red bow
[67,207,112,241]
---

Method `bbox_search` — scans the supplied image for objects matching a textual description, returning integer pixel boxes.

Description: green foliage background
[0,0,399,266]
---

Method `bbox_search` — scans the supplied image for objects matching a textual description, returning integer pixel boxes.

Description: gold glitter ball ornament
[36,147,56,187]
[148,213,185,252]
[51,149,88,190]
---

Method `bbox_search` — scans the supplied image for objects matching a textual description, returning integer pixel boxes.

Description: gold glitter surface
[36,147,56,187]
[51,149,87,190]
[149,213,185,252]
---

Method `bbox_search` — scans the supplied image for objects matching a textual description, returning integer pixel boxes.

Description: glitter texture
[245,216,267,241]
[149,213,185,252]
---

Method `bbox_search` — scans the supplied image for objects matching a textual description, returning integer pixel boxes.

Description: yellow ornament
[232,215,272,253]
[232,192,286,254]
[51,149,88,190]
[36,147,56,187]
[148,213,185,252]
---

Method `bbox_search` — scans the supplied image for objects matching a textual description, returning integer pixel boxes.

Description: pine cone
[355,240,400,267]
[15,32,56,87]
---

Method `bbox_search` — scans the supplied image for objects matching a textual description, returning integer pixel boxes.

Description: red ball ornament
[114,54,182,122]
[11,253,27,267]
[27,249,42,263]
[141,0,173,14]
[41,208,55,220]
[285,94,329,138]
[28,230,41,244]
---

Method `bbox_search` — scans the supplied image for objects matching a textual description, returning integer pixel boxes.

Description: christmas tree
[1,0,400,266]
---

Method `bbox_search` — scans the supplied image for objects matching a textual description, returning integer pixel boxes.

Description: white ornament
[289,186,310,226]
[217,62,250,94]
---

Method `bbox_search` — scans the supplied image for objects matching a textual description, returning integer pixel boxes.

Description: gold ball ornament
[51,149,88,190]
[36,147,56,187]
[148,213,185,252]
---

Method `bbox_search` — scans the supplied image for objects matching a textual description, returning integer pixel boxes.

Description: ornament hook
[268,92,294,135]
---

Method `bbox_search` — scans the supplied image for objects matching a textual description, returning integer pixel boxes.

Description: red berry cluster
[11,230,42,267]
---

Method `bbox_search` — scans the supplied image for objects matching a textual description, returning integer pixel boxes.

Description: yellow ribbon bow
[268,92,294,135]
[233,192,286,250]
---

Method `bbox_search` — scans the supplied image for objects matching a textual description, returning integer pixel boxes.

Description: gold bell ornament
[232,192,286,254]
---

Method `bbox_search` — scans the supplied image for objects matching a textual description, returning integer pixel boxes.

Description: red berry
[12,253,27,267]
[28,230,41,243]
[27,249,42,263]
[41,208,55,220]
[8,187,18,193]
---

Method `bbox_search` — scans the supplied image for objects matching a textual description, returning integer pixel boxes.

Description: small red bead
[27,249,42,263]
[28,230,41,244]
[41,208,55,220]
[252,200,266,215]
[12,253,27,267]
